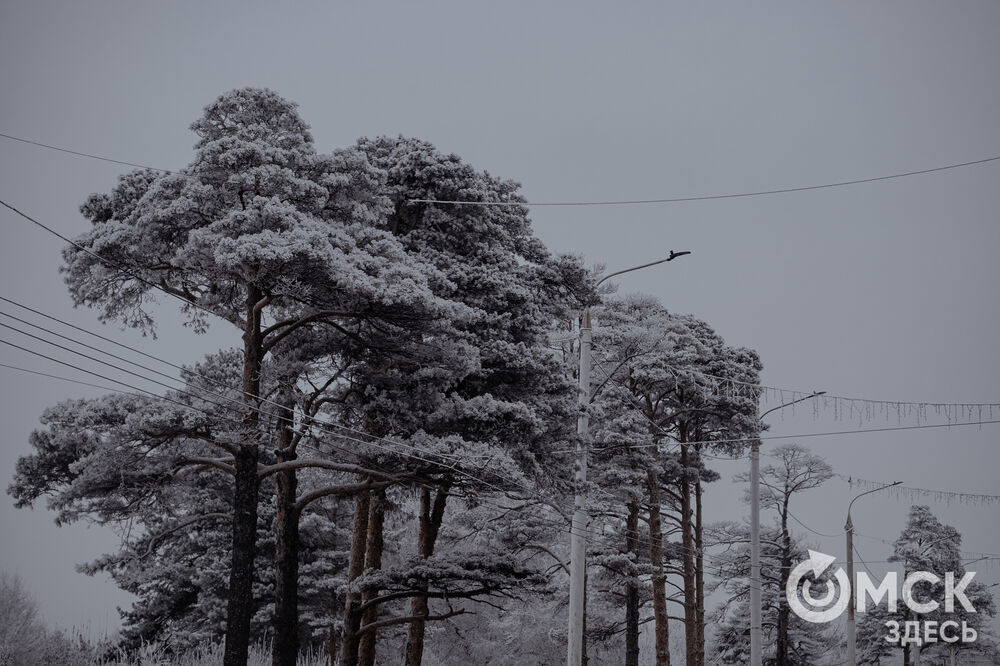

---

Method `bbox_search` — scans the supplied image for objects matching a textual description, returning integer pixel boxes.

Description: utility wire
[0,354,854,566]
[0,309,555,503]
[0,358,612,549]
[0,301,479,466]
[0,361,122,393]
[0,199,223,323]
[410,156,1000,207]
[0,202,522,468]
[0,132,176,173]
[3,131,998,207]
[8,191,996,423]
[0,337,245,430]
[0,357,609,549]
[0,353,701,557]
[566,419,1000,455]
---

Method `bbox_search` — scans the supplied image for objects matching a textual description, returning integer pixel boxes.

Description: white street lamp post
[750,391,825,666]
[846,481,901,666]
[566,251,690,666]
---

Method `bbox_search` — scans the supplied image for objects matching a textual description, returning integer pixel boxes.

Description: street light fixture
[846,480,902,666]
[566,250,690,666]
[749,391,825,666]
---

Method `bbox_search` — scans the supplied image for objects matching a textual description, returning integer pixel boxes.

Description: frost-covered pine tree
[25,87,463,666]
[856,506,997,666]
[709,446,837,666]
[326,136,592,666]
[587,293,763,666]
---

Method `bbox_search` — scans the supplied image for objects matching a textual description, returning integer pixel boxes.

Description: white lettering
[902,572,940,614]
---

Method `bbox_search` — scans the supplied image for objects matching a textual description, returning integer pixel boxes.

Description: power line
[0,361,122,393]
[3,131,998,208]
[0,202,524,470]
[0,295,517,471]
[0,337,246,430]
[0,295,464,464]
[0,336,494,507]
[571,418,1000,455]
[409,156,1000,207]
[0,303,559,502]
[0,350,702,558]
[0,358,611,550]
[0,344,849,567]
[0,132,175,173]
[0,357,613,550]
[0,199,223,324]
[0,327,496,488]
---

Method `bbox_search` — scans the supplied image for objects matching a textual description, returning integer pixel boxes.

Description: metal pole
[846,513,856,666]
[749,391,824,666]
[844,481,901,666]
[567,307,591,666]
[565,252,690,666]
[750,439,762,666]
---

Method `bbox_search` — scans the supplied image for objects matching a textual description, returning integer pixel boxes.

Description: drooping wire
[5,130,996,208]
[409,155,1000,207]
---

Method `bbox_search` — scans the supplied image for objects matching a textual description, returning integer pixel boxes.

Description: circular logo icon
[786,550,851,624]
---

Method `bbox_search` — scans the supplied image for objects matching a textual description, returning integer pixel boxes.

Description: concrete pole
[567,308,592,666]
[564,251,690,666]
[844,481,901,666]
[846,514,856,666]
[750,440,762,666]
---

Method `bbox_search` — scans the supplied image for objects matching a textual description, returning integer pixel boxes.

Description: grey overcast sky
[1,0,998,637]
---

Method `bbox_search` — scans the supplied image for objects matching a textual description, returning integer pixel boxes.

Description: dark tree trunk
[680,443,697,666]
[226,446,260,666]
[328,595,339,666]
[225,290,264,666]
[582,569,588,666]
[902,605,911,666]
[358,489,386,666]
[694,472,706,666]
[272,391,299,666]
[404,483,449,666]
[647,469,672,666]
[625,502,641,666]
[339,489,371,666]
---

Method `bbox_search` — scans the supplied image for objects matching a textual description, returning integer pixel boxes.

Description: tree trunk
[358,489,386,666]
[625,501,641,666]
[272,392,299,666]
[680,443,697,666]
[647,469,672,666]
[339,489,371,666]
[224,291,264,666]
[328,596,339,666]
[582,569,588,666]
[404,483,449,666]
[902,605,911,666]
[694,471,706,666]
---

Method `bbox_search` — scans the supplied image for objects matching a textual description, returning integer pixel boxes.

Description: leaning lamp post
[566,250,690,666]
[845,480,902,666]
[749,391,826,666]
